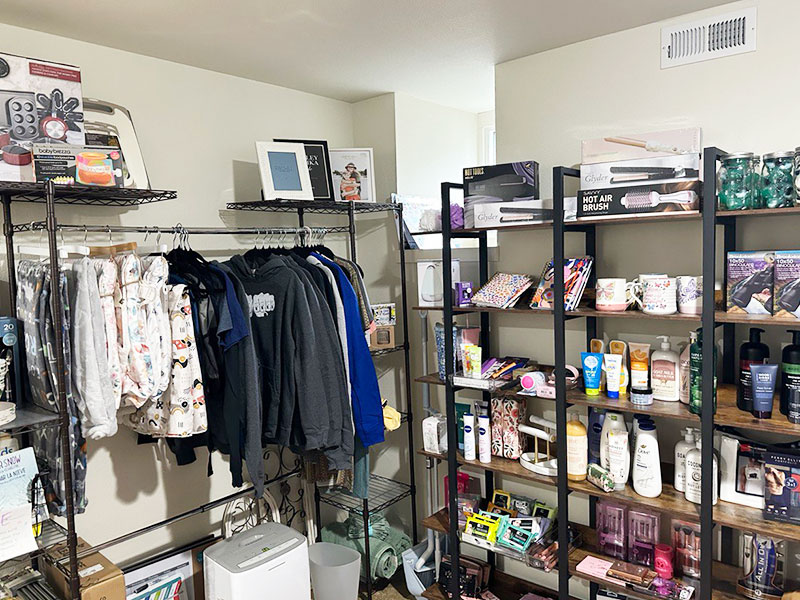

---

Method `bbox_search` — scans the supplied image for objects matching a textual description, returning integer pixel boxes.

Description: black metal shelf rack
[225,198,417,600]
[434,147,764,600]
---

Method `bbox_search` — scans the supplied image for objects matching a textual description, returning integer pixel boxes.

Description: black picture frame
[273,138,334,201]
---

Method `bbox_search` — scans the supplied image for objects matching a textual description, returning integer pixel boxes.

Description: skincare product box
[580,153,701,190]
[577,179,700,220]
[463,161,540,228]
[456,282,473,306]
[774,251,800,318]
[763,451,800,524]
[581,127,702,165]
[727,251,775,315]
[417,260,461,307]
[718,433,766,509]
[422,414,447,454]
[372,303,396,326]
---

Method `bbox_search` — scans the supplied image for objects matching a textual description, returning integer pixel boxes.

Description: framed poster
[254,141,314,201]
[274,138,333,201]
[330,148,376,203]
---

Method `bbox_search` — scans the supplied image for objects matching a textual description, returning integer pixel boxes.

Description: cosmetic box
[456,282,473,306]
[580,153,701,190]
[718,433,766,509]
[422,415,447,454]
[727,251,775,315]
[372,303,396,326]
[596,501,627,561]
[581,127,702,165]
[577,179,700,220]
[627,510,659,568]
[774,251,800,318]
[763,451,800,524]
[417,260,461,307]
[671,519,701,578]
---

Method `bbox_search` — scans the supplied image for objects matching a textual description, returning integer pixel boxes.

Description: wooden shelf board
[419,449,557,488]
[565,212,701,228]
[415,372,446,386]
[422,570,567,600]
[717,205,800,219]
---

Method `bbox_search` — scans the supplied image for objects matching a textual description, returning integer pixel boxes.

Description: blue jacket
[313,253,385,446]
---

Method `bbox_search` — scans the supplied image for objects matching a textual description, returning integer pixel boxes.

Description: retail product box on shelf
[774,251,800,318]
[417,260,460,307]
[579,154,700,190]
[32,142,125,187]
[577,179,700,220]
[369,324,395,349]
[372,303,396,326]
[718,433,766,509]
[727,251,775,315]
[463,161,540,229]
[763,451,800,525]
[0,52,85,183]
[580,128,701,165]
[43,538,125,600]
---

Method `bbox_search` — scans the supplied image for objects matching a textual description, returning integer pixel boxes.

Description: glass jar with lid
[761,151,795,209]
[793,148,800,205]
[718,152,759,210]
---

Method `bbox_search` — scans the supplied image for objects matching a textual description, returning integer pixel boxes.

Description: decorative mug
[596,278,637,312]
[629,274,668,309]
[677,276,703,315]
[642,276,678,315]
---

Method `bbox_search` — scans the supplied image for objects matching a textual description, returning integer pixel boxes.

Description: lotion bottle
[607,429,631,491]
[478,415,491,463]
[673,428,696,493]
[684,439,718,505]
[463,413,476,461]
[652,336,680,402]
[600,412,627,472]
[566,412,588,481]
[632,421,662,498]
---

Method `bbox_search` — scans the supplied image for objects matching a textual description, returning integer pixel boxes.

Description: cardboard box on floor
[43,537,125,600]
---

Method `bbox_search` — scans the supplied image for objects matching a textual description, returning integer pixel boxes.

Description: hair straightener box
[463,161,540,228]
[580,153,701,190]
[577,179,700,220]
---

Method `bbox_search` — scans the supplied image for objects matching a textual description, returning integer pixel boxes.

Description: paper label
[79,563,104,577]
[0,505,38,562]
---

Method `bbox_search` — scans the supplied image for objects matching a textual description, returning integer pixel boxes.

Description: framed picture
[254,141,314,201]
[274,138,334,201]
[330,148,376,203]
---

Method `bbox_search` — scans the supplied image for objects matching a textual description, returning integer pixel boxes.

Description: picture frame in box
[274,138,334,201]
[330,148,376,202]
[370,325,395,350]
[254,141,314,201]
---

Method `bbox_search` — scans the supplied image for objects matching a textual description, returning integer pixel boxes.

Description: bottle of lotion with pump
[652,336,680,402]
[684,438,718,505]
[673,428,696,493]
[781,330,800,417]
[738,327,769,412]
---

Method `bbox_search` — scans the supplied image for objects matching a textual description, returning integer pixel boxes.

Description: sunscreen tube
[604,354,622,399]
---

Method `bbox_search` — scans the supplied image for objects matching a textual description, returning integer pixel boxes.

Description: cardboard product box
[718,433,766,509]
[369,324,395,349]
[727,251,775,315]
[577,179,700,220]
[0,52,85,183]
[33,143,125,187]
[467,198,552,229]
[372,303,396,326]
[463,161,540,228]
[581,127,701,165]
[417,260,460,307]
[774,250,800,318]
[763,452,800,525]
[44,538,125,600]
[579,153,701,190]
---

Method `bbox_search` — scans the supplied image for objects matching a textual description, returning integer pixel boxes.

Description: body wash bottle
[684,439,718,505]
[632,422,662,498]
[673,428,696,492]
[567,412,588,481]
[607,429,631,491]
[738,328,769,412]
[690,328,717,415]
[600,412,627,471]
[652,336,680,402]
[679,333,696,405]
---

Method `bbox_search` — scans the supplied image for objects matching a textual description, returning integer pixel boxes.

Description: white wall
[0,22,359,566]
[352,93,397,202]
[490,0,797,594]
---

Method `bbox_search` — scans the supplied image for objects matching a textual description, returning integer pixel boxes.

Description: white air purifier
[204,522,310,600]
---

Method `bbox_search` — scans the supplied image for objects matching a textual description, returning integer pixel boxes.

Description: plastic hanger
[17,222,68,259]
[59,227,90,257]
[138,227,168,256]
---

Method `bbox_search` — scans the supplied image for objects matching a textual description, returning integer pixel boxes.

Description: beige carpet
[360,572,414,599]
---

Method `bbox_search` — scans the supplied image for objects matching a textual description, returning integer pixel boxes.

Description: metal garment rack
[225,199,417,600]
[434,147,766,600]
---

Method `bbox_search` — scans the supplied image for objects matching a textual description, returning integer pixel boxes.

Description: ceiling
[0,0,734,113]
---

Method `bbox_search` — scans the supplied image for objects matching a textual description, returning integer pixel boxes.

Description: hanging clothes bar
[11,222,350,235]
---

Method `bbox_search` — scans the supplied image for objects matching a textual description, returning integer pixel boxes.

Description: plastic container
[760,151,795,208]
[309,542,362,600]
[402,541,438,600]
[652,336,680,402]
[781,330,800,418]
[718,152,760,210]
[738,328,769,412]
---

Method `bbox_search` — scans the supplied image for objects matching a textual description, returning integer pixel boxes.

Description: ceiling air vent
[661,6,757,68]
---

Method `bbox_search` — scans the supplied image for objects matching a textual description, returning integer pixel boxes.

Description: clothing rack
[11,222,351,235]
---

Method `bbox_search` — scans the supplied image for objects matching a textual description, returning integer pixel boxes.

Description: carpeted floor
[359,572,414,599]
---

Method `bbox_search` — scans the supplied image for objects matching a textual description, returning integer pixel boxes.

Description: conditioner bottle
[738,327,768,412]
[781,329,800,418]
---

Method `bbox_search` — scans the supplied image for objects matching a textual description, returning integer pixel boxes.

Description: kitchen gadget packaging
[580,153,701,190]
[32,142,126,187]
[763,451,800,524]
[44,538,125,600]
[417,260,461,307]
[577,179,701,220]
[727,251,775,315]
[463,161,540,228]
[718,433,766,509]
[581,127,702,165]
[773,251,800,318]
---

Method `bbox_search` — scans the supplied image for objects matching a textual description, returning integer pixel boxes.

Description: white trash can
[308,542,361,600]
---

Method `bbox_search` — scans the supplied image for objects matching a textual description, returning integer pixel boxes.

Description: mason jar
[794,147,800,205]
[761,151,795,209]
[718,152,759,210]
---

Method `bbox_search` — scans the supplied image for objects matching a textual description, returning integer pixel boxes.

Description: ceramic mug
[642,276,678,315]
[629,274,668,309]
[596,278,637,311]
[677,275,703,315]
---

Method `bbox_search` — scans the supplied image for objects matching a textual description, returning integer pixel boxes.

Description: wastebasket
[308,542,361,600]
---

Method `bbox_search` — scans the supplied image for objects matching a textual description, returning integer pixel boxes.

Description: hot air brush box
[577,179,700,219]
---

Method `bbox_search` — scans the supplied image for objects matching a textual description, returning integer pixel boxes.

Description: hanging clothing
[335,257,374,332]
[94,258,124,409]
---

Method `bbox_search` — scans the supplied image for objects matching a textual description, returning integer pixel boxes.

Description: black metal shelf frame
[226,198,417,600]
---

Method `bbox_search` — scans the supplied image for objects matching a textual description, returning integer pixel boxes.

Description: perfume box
[580,153,701,190]
[577,179,700,220]
[581,127,701,165]
[774,251,800,318]
[727,251,774,315]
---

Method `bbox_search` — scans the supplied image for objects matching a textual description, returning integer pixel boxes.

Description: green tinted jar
[793,147,800,205]
[718,152,759,210]
[761,151,795,209]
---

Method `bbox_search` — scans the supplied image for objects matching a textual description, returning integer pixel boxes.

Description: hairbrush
[621,190,697,210]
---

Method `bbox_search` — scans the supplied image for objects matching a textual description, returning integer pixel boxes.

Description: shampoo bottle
[600,412,627,472]
[607,429,631,491]
[652,336,680,402]
[780,330,800,417]
[673,428,696,493]
[690,328,717,416]
[588,408,605,465]
[632,422,662,498]
[738,328,769,412]
[679,333,696,405]
[684,439,718,505]
[567,412,588,481]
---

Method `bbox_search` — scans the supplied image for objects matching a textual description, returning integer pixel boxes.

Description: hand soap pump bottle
[652,336,680,402]
[690,328,717,416]
[738,328,769,412]
[673,428,696,493]
[780,329,800,416]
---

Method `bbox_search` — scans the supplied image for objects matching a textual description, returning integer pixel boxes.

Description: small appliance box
[727,251,775,315]
[33,143,125,187]
[44,538,125,600]
[372,302,396,326]
[417,259,461,307]
[577,179,700,219]
[581,127,701,165]
[0,52,86,183]
[469,198,553,229]
[773,250,800,318]
[579,153,701,190]
[463,161,540,228]
[763,451,800,525]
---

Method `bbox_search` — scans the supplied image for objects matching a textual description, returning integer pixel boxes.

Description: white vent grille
[661,7,757,68]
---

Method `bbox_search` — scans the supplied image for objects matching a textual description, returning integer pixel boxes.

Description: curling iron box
[581,127,701,165]
[577,180,700,220]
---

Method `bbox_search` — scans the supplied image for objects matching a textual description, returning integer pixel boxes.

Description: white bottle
[478,415,491,464]
[600,412,627,471]
[566,412,588,481]
[463,413,476,461]
[652,336,680,402]
[632,422,662,498]
[673,428,696,493]
[684,439,718,505]
[607,429,630,491]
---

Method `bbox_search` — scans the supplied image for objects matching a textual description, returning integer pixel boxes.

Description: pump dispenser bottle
[690,328,717,415]
[781,330,800,418]
[652,336,680,402]
[673,428,696,493]
[738,328,769,412]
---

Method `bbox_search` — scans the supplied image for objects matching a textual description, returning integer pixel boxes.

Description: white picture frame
[255,141,314,201]
[330,148,376,203]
